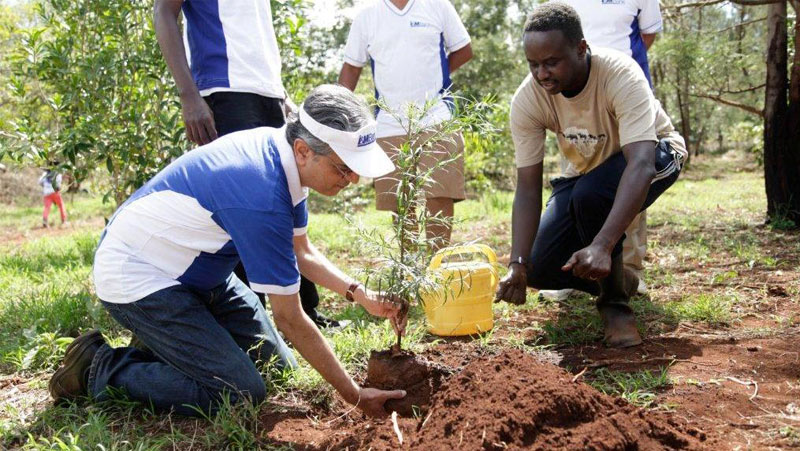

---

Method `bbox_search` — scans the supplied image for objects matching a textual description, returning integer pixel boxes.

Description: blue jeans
[527,140,683,294]
[88,275,297,416]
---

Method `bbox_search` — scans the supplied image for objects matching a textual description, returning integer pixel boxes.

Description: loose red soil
[324,349,706,450]
[365,349,451,417]
[255,329,800,450]
[558,333,800,449]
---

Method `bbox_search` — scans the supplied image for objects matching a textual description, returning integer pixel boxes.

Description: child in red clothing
[38,169,67,227]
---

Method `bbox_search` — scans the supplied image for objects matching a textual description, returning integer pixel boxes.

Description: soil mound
[365,349,451,417]
[330,349,707,450]
[413,349,706,450]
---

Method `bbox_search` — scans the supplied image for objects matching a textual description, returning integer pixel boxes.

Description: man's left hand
[562,243,612,281]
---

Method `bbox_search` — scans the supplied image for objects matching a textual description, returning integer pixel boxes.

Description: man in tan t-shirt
[494,2,686,348]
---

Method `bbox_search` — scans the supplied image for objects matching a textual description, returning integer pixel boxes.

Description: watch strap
[346,282,360,302]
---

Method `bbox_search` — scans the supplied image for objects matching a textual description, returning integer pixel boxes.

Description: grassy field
[1,152,798,449]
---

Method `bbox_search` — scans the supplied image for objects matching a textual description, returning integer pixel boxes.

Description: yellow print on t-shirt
[559,127,608,159]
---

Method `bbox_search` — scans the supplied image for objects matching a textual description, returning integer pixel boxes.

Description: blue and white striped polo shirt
[93,126,308,303]
[182,0,284,99]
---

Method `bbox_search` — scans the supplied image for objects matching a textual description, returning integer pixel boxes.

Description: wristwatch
[508,256,527,268]
[346,282,361,302]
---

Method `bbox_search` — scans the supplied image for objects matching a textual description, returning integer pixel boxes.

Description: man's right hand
[495,263,528,305]
[355,387,407,418]
[180,93,218,145]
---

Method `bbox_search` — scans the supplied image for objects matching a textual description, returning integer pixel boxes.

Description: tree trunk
[763,0,800,227]
[737,7,750,79]
[695,124,706,157]
[674,12,693,158]
[676,66,693,158]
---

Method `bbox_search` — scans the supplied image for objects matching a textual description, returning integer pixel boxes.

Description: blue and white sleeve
[293,199,308,236]
[440,0,470,53]
[639,0,663,34]
[343,12,369,67]
[213,208,300,295]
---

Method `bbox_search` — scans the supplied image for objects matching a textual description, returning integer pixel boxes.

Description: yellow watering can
[422,244,499,336]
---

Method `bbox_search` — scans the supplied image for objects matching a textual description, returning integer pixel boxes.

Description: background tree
[657,0,797,227]
[1,0,795,225]
[4,0,185,205]
[0,2,33,146]
[761,0,799,227]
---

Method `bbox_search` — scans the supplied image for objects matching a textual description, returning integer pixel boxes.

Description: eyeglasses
[322,154,354,179]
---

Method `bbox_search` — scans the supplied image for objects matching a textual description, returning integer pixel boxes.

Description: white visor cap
[298,107,395,178]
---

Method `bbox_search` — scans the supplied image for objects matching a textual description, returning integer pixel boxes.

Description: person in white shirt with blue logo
[339,0,473,249]
[49,85,408,418]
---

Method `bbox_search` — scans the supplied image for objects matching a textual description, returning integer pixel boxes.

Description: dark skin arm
[338,43,472,92]
[338,63,362,92]
[494,163,543,305]
[154,0,218,145]
[642,33,656,50]
[448,43,473,73]
[561,141,656,280]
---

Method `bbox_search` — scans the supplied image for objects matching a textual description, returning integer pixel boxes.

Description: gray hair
[285,84,372,156]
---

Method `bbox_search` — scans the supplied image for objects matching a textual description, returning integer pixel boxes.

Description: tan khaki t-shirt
[510,47,686,175]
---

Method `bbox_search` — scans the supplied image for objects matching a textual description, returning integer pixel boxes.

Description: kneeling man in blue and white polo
[49,85,407,418]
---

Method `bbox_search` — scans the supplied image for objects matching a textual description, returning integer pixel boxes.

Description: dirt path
[559,333,800,449]
[1,217,105,247]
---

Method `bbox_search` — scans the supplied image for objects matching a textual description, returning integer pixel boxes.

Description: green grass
[664,293,733,325]
[0,232,118,374]
[587,366,672,408]
[0,194,112,232]
[538,293,605,346]
[780,425,800,446]
[648,170,765,230]
[525,289,735,347]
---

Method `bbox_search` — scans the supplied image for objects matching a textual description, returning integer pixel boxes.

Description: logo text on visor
[357,133,376,147]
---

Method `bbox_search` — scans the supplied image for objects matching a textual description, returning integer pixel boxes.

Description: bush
[463,101,515,194]
[5,0,187,205]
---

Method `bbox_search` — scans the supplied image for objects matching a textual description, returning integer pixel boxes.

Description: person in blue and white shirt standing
[339,0,473,250]
[538,0,663,302]
[154,0,333,328]
[48,85,408,418]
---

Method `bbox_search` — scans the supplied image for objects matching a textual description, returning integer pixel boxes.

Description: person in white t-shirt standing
[338,0,473,249]
[538,0,663,301]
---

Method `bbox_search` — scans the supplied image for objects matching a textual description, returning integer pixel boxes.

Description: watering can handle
[429,244,497,270]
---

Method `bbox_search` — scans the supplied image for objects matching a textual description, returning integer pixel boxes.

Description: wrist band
[346,282,361,302]
[508,256,527,268]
